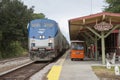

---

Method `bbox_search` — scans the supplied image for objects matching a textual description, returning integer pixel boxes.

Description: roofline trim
[69,12,120,22]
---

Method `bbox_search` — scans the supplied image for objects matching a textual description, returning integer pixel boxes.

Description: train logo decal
[38,29,45,34]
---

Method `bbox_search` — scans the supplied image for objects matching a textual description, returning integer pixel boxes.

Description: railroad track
[0,57,29,64]
[0,61,49,80]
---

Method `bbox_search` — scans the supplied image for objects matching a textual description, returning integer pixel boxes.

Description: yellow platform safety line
[47,65,62,80]
[47,50,69,80]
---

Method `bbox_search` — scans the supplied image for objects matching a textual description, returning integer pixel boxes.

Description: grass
[92,66,120,79]
[92,66,115,72]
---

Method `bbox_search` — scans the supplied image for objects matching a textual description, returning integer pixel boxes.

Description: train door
[70,41,85,60]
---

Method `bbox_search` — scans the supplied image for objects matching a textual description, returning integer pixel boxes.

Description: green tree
[104,0,120,13]
[0,0,46,59]
[0,0,33,58]
[32,13,45,20]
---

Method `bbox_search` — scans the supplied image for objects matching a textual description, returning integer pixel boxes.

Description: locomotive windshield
[43,23,54,27]
[29,19,58,40]
[31,22,54,28]
[31,23,41,27]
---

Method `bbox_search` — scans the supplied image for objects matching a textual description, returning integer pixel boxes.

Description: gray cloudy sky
[21,0,106,42]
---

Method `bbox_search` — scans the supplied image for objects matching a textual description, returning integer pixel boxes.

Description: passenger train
[28,19,69,61]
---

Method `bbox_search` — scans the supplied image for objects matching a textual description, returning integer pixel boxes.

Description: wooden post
[95,36,98,60]
[101,32,106,64]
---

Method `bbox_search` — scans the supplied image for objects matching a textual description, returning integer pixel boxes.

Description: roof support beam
[80,33,89,40]
[105,25,120,38]
[86,27,101,38]
[84,32,95,41]
[80,33,94,45]
[102,15,105,20]
[83,19,85,25]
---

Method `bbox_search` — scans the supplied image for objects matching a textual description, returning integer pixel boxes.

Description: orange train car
[70,40,85,61]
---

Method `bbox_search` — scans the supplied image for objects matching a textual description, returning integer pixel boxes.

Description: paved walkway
[47,50,120,80]
[59,50,99,80]
[47,50,105,80]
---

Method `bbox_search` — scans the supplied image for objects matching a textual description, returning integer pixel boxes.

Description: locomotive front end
[28,19,58,61]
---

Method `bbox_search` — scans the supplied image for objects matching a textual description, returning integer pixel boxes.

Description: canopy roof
[69,12,120,40]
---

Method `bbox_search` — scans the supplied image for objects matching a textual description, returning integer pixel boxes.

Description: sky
[21,0,107,42]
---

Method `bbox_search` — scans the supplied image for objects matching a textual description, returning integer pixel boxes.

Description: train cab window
[31,23,41,27]
[44,23,54,27]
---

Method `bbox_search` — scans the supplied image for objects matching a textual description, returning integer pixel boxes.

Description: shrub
[9,41,24,57]
[1,41,25,58]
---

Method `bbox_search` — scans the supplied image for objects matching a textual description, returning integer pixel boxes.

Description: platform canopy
[69,12,120,64]
[69,12,120,40]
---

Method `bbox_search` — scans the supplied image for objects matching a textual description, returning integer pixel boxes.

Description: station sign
[94,22,113,31]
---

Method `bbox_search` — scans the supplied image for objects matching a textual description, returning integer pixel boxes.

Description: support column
[101,32,106,64]
[95,36,98,60]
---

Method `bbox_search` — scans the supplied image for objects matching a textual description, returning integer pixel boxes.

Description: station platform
[47,50,100,80]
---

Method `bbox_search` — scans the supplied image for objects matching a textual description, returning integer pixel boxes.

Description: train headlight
[49,39,52,43]
[42,35,45,39]
[39,36,42,39]
[48,36,52,43]
[40,35,45,39]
